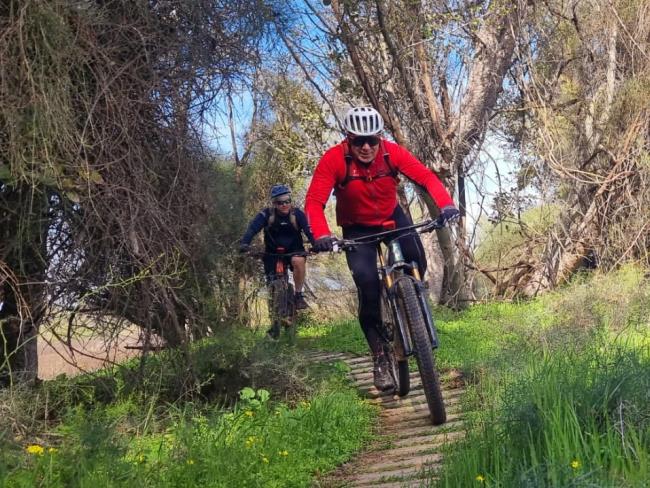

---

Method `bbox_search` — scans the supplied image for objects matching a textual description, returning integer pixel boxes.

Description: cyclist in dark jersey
[305,107,459,391]
[240,185,315,310]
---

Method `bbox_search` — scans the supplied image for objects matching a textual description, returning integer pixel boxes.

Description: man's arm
[240,210,268,245]
[388,142,454,209]
[305,149,339,239]
[295,209,316,247]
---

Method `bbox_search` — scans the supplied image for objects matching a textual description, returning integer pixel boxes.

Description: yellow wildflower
[48,447,58,454]
[186,459,195,465]
[26,445,44,456]
[245,410,254,417]
[571,459,581,469]
[262,456,269,464]
[279,450,289,456]
[476,474,485,482]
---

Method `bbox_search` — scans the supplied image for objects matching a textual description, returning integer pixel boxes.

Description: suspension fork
[378,246,413,356]
[410,264,439,349]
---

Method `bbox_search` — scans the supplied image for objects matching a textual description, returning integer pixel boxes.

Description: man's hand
[439,205,460,225]
[313,236,335,253]
[239,243,251,254]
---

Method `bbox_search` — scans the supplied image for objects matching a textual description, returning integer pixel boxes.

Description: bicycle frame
[271,252,290,281]
[336,218,444,357]
[333,218,449,421]
[378,236,438,358]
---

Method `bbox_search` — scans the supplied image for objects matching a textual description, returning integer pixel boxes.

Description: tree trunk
[0,314,39,386]
[0,185,48,386]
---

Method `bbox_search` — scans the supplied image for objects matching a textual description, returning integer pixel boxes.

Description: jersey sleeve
[240,210,268,245]
[389,142,455,209]
[295,209,316,246]
[305,149,340,239]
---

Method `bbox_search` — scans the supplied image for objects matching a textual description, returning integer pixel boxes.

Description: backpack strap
[266,207,275,228]
[380,140,398,179]
[337,139,398,189]
[337,140,355,190]
[289,210,298,232]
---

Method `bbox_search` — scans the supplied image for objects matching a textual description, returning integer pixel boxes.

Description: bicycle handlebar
[333,217,448,251]
[247,249,313,259]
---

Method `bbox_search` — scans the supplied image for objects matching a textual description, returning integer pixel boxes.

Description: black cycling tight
[343,205,427,356]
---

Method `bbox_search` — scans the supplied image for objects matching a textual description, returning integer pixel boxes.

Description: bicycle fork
[379,250,412,358]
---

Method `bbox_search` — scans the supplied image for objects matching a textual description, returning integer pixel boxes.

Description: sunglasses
[349,136,380,147]
[274,199,292,206]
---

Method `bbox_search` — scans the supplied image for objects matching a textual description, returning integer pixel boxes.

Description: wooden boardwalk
[305,351,466,488]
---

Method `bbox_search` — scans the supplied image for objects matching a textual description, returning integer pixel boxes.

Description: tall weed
[432,266,650,486]
[438,332,650,487]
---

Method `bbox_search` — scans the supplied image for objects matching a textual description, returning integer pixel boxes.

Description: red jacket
[305,139,454,239]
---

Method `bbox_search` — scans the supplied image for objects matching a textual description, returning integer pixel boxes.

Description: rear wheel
[380,288,410,396]
[269,278,294,339]
[396,278,446,424]
[284,282,297,343]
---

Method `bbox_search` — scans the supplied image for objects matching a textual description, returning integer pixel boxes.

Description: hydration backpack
[337,140,399,189]
[266,208,299,232]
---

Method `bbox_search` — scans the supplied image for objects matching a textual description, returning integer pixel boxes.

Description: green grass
[437,342,650,487]
[430,267,650,487]
[2,387,376,487]
[0,327,377,487]
[291,268,650,487]
[298,318,368,355]
[5,267,650,487]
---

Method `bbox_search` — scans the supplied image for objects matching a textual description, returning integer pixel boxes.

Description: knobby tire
[284,282,297,343]
[269,279,296,342]
[396,278,446,425]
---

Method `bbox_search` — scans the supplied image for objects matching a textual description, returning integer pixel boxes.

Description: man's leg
[290,256,306,293]
[343,236,394,391]
[291,256,308,309]
[344,242,383,355]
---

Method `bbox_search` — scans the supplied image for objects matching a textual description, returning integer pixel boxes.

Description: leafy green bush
[475,206,559,271]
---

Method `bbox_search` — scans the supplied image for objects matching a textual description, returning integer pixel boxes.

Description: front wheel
[396,278,446,425]
[284,282,297,343]
[269,279,295,340]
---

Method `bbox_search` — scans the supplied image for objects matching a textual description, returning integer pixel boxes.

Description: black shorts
[262,246,305,281]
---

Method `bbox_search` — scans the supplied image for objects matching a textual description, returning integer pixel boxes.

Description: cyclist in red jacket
[305,106,459,391]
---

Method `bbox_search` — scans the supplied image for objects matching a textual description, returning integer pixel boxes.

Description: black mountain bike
[252,248,308,342]
[335,218,448,425]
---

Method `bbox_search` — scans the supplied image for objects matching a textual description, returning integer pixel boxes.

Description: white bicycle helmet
[343,106,384,136]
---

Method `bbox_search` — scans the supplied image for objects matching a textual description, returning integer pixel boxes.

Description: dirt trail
[306,351,466,488]
[37,330,143,379]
